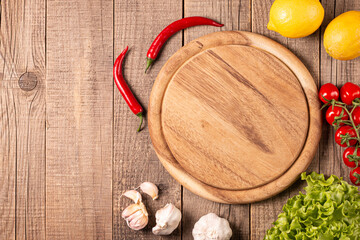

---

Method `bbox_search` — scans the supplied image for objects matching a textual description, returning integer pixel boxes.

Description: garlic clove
[152,203,181,235]
[139,182,159,200]
[192,213,232,240]
[122,203,148,218]
[121,204,141,219]
[125,208,143,223]
[138,202,148,216]
[122,203,148,231]
[128,210,149,230]
[122,190,142,204]
[155,203,174,227]
[152,225,164,235]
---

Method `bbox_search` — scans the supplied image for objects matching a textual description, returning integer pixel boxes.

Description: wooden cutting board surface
[149,31,321,204]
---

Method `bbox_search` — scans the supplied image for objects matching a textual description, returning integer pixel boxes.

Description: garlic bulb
[192,213,232,240]
[121,202,148,230]
[139,182,159,200]
[122,190,142,204]
[152,203,181,235]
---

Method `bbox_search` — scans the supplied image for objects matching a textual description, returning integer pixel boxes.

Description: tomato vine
[319,82,360,186]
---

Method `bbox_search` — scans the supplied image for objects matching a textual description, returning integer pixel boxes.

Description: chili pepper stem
[137,112,144,132]
[145,58,154,73]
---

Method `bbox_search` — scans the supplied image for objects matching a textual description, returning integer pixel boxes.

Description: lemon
[268,0,324,38]
[324,11,360,60]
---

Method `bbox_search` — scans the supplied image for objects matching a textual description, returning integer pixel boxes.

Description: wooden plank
[0,0,46,239]
[332,0,360,183]
[183,1,251,239]
[319,0,338,178]
[251,0,320,238]
[113,1,182,239]
[45,0,113,239]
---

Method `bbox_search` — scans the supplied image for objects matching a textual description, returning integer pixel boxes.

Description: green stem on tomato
[340,120,353,126]
[350,107,357,115]
[332,103,360,141]
[342,106,360,140]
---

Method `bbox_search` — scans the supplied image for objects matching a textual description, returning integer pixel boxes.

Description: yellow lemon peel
[324,11,360,60]
[268,0,324,38]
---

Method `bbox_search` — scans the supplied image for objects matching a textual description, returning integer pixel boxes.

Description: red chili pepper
[114,46,144,132]
[145,16,224,72]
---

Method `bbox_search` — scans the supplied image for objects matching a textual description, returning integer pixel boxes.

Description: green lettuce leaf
[264,172,360,240]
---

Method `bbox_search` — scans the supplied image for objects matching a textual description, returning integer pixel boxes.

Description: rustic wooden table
[0,0,359,239]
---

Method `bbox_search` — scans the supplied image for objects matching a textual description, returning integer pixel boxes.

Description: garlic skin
[152,203,181,235]
[192,213,232,240]
[121,202,148,230]
[139,182,159,200]
[122,190,142,204]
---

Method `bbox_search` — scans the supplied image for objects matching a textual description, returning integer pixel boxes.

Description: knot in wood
[18,72,38,91]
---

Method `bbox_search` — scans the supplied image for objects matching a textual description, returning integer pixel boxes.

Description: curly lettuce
[264,172,360,240]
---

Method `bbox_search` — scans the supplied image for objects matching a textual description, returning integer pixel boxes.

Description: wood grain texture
[149,31,321,204]
[250,0,321,238]
[162,44,309,190]
[113,1,182,239]
[46,0,113,239]
[183,2,251,239]
[0,0,46,239]
[319,0,339,178]
[1,0,359,239]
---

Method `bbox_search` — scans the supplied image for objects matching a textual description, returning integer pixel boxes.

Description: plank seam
[13,92,18,240]
[112,0,115,238]
[26,90,40,239]
[318,0,322,173]
[250,0,253,32]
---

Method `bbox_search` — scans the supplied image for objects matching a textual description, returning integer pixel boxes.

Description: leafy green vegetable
[264,172,360,240]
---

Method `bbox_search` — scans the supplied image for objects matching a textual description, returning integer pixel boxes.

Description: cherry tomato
[352,107,360,125]
[340,82,360,105]
[319,83,339,104]
[325,106,349,126]
[335,125,357,147]
[349,167,360,186]
[343,147,359,168]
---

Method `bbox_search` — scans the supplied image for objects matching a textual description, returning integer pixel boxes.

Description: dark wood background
[0,0,359,239]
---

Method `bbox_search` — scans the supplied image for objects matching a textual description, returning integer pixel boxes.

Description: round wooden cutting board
[148,31,321,204]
